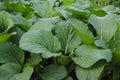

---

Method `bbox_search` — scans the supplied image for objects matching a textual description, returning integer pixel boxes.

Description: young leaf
[40,64,67,80]
[25,54,42,67]
[0,32,16,43]
[8,27,25,44]
[72,44,112,68]
[68,18,94,44]
[0,11,13,33]
[20,30,61,58]
[0,42,24,65]
[89,14,118,42]
[55,21,81,53]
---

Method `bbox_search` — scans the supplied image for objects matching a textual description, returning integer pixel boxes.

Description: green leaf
[25,54,42,67]
[109,31,120,61]
[0,11,13,33]
[0,42,24,65]
[55,21,81,53]
[20,30,61,58]
[56,8,72,19]
[60,0,74,5]
[12,14,32,31]
[0,63,33,80]
[0,32,16,43]
[72,44,112,68]
[8,27,25,44]
[68,18,94,44]
[65,76,73,80]
[11,2,33,13]
[39,17,61,24]
[75,63,105,80]
[0,63,21,80]
[89,14,118,42]
[10,66,33,80]
[30,20,54,31]
[90,4,107,16]
[57,55,72,65]
[40,64,67,80]
[32,1,55,18]
[94,39,108,48]
[103,5,120,14]
[65,3,89,17]
[75,0,90,8]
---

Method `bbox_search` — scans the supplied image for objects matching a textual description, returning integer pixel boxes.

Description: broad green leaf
[103,5,120,14]
[0,63,21,80]
[75,63,105,80]
[25,54,42,67]
[0,11,13,33]
[65,3,89,17]
[30,20,54,31]
[20,30,61,58]
[72,44,112,68]
[40,64,67,80]
[55,21,81,53]
[10,66,33,80]
[89,14,118,42]
[55,21,69,50]
[0,42,24,65]
[12,14,32,31]
[32,1,55,18]
[0,32,16,43]
[68,18,94,44]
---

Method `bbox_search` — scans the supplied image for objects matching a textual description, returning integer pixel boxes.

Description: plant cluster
[0,0,120,80]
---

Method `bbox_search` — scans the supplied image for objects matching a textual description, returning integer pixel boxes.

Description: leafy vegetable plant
[0,0,120,80]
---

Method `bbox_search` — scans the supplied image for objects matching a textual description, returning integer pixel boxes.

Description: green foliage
[0,0,120,80]
[89,14,118,42]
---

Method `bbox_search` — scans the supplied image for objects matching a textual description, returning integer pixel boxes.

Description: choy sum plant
[0,0,120,80]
